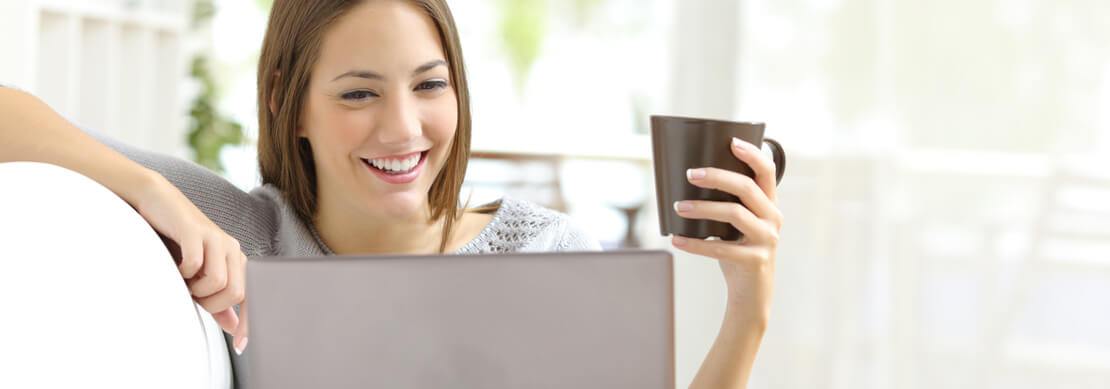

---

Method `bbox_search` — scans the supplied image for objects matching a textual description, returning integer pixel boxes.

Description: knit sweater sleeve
[2,83,277,255]
[80,126,278,256]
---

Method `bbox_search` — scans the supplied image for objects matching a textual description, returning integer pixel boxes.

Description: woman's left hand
[670,137,783,328]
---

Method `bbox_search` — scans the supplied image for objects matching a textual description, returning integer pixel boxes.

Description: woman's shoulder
[490,196,563,222]
[249,184,332,257]
[459,196,602,253]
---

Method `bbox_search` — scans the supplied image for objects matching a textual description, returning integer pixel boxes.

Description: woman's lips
[362,151,427,184]
[368,150,423,161]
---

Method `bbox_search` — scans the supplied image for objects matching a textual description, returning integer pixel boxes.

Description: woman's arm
[688,304,769,388]
[0,86,251,351]
[0,87,164,205]
[670,137,783,389]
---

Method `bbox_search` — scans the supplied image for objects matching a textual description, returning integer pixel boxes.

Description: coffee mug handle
[763,138,787,185]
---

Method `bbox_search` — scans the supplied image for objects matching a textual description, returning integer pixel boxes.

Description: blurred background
[2,0,1108,387]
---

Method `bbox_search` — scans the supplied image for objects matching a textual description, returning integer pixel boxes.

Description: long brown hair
[256,0,472,253]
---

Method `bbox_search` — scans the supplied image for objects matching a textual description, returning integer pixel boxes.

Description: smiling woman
[257,0,474,255]
[0,0,781,387]
[0,0,599,385]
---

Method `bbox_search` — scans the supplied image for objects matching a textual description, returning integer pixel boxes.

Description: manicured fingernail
[672,236,688,246]
[732,137,744,148]
[235,337,248,355]
[673,201,694,213]
[686,168,706,180]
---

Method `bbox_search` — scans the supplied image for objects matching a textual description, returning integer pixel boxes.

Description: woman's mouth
[361,151,428,184]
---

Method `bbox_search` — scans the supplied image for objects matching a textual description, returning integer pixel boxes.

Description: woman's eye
[416,80,448,91]
[341,90,378,101]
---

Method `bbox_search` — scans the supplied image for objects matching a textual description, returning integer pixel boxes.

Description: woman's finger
[178,235,203,279]
[687,167,780,224]
[673,200,777,243]
[186,241,228,298]
[233,297,249,355]
[211,307,240,335]
[731,138,778,203]
[196,250,245,314]
[669,235,771,266]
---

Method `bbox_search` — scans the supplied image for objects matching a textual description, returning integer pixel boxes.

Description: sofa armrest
[0,162,232,388]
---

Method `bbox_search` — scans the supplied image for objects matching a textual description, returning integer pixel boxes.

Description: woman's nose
[375,94,421,144]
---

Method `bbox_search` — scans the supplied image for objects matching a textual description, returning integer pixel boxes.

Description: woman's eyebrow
[331,60,448,82]
[412,60,448,76]
[332,70,383,82]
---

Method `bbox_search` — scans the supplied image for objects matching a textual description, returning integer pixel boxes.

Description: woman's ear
[268,71,280,117]
[271,70,308,139]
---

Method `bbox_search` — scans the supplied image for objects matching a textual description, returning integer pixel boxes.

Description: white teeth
[368,152,420,173]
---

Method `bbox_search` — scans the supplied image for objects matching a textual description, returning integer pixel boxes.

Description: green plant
[186,0,243,173]
[498,0,548,91]
[497,0,613,91]
[187,56,244,173]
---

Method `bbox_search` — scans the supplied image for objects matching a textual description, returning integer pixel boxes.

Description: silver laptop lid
[246,250,674,389]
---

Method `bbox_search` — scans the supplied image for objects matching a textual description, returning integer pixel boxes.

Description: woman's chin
[367,191,428,219]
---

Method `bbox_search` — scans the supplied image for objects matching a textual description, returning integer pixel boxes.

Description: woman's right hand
[132,173,249,351]
[1,87,248,351]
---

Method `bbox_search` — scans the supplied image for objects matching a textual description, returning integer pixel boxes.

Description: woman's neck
[313,200,447,255]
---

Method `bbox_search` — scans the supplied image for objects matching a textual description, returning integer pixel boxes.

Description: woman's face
[300,0,457,220]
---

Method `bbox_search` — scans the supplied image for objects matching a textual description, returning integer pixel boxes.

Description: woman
[0,0,782,387]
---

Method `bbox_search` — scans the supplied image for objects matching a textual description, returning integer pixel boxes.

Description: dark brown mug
[651,115,786,240]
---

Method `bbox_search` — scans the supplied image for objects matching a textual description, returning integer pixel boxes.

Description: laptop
[245,250,675,388]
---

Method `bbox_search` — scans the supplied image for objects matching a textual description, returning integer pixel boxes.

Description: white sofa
[0,162,233,388]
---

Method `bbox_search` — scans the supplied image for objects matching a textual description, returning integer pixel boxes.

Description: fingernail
[673,201,694,213]
[235,337,248,355]
[732,137,747,152]
[686,168,706,180]
[672,236,688,246]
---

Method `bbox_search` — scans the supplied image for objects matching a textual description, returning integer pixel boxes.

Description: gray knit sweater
[3,84,602,388]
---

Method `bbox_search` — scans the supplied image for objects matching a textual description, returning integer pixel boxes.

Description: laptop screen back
[246,250,674,388]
